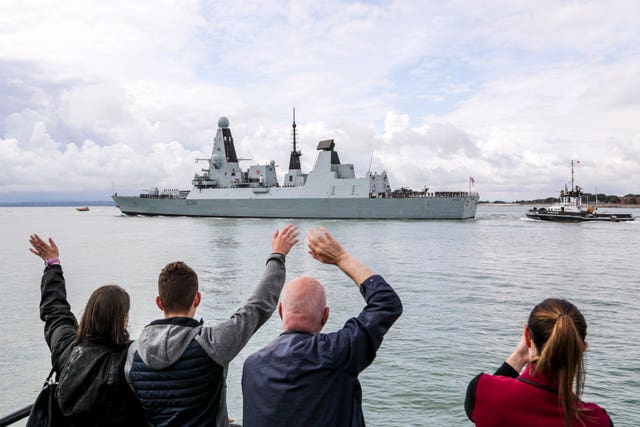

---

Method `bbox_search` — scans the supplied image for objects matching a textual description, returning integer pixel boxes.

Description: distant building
[619,195,639,205]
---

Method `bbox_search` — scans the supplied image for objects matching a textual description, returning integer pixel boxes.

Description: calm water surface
[1,205,638,426]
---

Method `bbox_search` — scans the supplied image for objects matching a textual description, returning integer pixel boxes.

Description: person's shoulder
[579,401,614,426]
[244,336,288,367]
[243,349,261,367]
[475,371,519,390]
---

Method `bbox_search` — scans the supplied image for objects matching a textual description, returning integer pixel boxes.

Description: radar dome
[218,117,230,129]
[270,160,276,166]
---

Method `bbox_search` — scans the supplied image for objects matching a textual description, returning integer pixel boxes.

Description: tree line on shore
[482,193,640,205]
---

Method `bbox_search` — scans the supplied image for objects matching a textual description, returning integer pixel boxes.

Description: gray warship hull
[113,114,479,220]
[113,194,479,219]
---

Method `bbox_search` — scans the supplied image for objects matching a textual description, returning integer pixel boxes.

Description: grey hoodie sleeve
[197,253,286,366]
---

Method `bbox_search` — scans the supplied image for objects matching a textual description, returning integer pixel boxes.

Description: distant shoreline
[0,201,115,207]
[480,202,640,208]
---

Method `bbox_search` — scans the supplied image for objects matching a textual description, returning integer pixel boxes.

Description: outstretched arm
[306,226,373,286]
[307,226,402,374]
[201,224,299,365]
[29,234,77,370]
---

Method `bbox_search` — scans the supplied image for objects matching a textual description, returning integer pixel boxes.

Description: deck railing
[0,404,32,427]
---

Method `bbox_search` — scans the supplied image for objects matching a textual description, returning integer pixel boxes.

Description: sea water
[0,205,638,426]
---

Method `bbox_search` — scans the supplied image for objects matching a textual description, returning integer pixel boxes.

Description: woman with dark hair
[465,298,613,427]
[29,234,147,426]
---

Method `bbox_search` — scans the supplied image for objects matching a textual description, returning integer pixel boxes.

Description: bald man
[242,226,403,427]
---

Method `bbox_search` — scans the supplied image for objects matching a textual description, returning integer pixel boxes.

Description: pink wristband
[45,257,60,266]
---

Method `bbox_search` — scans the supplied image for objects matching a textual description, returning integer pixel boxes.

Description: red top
[472,366,612,427]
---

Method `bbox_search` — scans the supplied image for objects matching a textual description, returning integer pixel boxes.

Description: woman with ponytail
[465,298,612,427]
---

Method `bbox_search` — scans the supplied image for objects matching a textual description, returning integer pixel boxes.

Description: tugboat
[526,161,634,222]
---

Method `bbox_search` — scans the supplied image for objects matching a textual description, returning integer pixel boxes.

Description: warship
[112,114,479,219]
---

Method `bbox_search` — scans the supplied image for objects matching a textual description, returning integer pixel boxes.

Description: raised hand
[306,226,347,265]
[272,224,299,256]
[29,234,60,261]
[307,226,374,286]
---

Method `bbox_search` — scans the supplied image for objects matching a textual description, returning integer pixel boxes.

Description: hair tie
[557,313,566,319]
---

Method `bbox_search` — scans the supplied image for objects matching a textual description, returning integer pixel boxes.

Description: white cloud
[0,133,201,195]
[0,0,205,82]
[1,0,639,202]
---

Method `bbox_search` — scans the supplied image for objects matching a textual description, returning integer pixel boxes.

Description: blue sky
[1,0,639,202]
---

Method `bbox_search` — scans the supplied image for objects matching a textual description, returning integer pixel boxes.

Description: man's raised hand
[272,224,299,256]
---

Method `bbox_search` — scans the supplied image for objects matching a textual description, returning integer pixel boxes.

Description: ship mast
[571,160,575,193]
[288,108,301,170]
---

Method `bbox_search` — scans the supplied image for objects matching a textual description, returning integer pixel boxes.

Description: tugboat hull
[526,211,634,222]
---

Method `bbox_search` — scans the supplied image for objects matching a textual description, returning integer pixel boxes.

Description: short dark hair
[77,285,130,346]
[158,261,199,313]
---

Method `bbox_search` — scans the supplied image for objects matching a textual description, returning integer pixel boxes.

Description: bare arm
[307,226,374,286]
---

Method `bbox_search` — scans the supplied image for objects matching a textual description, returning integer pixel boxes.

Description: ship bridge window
[289,176,293,182]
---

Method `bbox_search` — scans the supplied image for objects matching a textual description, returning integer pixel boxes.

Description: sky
[1,0,639,202]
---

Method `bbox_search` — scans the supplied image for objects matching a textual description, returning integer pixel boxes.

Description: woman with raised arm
[465,298,613,427]
[29,234,147,426]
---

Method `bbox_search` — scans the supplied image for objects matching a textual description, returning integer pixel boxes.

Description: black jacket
[39,264,147,427]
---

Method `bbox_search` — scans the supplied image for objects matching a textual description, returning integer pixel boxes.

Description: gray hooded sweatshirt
[125,253,286,427]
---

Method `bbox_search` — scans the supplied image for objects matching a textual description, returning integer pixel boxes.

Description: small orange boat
[76,207,90,212]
